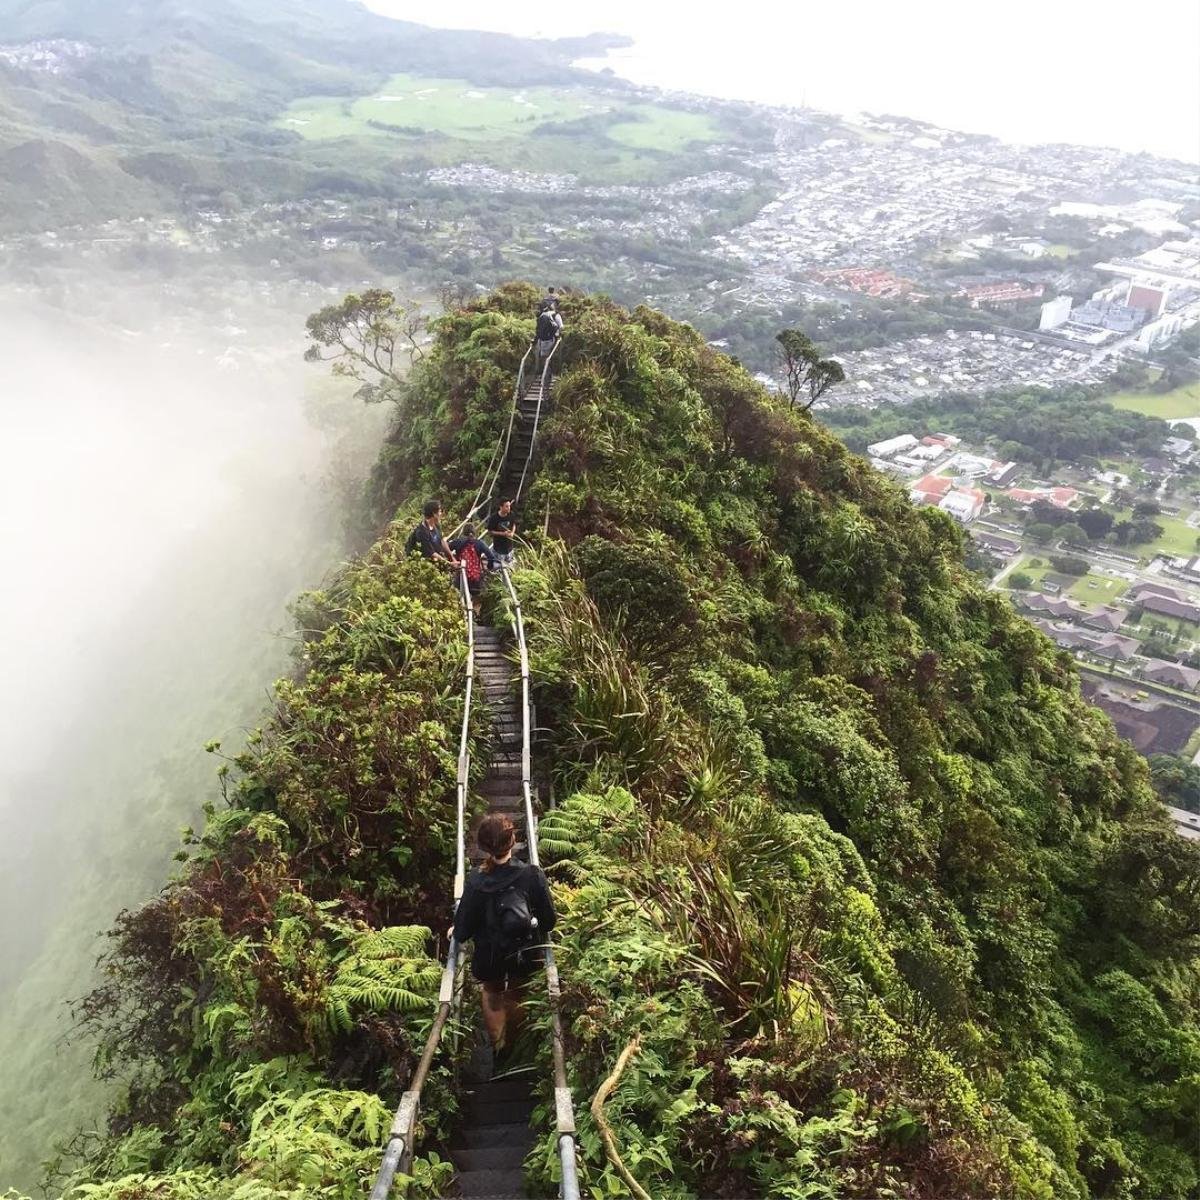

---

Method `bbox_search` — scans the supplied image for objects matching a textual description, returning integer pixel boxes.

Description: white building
[1039,295,1072,330]
[1135,308,1196,352]
[867,433,918,459]
[939,488,985,524]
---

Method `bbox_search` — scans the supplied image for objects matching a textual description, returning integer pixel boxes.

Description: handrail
[372,327,576,1199]
[370,566,475,1199]
[515,336,561,505]
[446,341,533,541]
[500,567,581,1200]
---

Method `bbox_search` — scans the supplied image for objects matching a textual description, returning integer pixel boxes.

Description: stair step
[451,1145,529,1173]
[463,1097,537,1125]
[463,1076,536,1103]
[453,1121,534,1151]
[453,1167,527,1198]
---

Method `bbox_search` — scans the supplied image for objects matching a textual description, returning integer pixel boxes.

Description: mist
[0,274,385,1185]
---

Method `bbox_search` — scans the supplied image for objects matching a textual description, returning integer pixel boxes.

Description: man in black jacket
[404,499,456,566]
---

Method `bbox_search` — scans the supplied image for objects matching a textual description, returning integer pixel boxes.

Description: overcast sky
[365,0,1200,163]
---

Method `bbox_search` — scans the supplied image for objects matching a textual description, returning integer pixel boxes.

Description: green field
[607,103,721,150]
[1006,556,1129,603]
[1105,381,1200,421]
[279,74,723,163]
[282,74,601,141]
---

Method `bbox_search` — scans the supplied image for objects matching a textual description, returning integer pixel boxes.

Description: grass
[1144,514,1200,559]
[1105,381,1200,421]
[1006,557,1128,603]
[606,103,721,151]
[281,73,600,141]
[277,75,723,184]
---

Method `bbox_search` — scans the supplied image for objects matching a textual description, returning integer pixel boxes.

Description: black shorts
[470,944,542,986]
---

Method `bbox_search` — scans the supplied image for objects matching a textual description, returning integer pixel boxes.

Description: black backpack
[536,311,558,340]
[486,882,538,963]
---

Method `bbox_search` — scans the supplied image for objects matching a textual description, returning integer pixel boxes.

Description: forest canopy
[825,384,1170,468]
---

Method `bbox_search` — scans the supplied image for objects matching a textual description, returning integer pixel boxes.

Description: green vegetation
[56,286,1200,1199]
[826,385,1170,470]
[281,73,602,142]
[1107,381,1200,420]
[606,103,721,151]
[1149,754,1200,814]
[50,547,471,1198]
[0,0,718,231]
[276,73,728,185]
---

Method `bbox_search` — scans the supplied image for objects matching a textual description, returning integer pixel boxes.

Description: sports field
[1105,381,1200,421]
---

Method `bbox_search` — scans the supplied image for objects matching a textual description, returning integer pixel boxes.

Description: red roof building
[910,474,954,504]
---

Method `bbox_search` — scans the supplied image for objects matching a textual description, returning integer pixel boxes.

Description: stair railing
[500,567,581,1200]
[514,336,561,505]
[448,340,534,541]
[370,565,475,1198]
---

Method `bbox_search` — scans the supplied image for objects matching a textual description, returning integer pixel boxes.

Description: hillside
[0,0,728,232]
[32,286,1199,1200]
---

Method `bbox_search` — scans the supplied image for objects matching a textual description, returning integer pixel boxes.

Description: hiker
[533,298,563,380]
[448,522,497,615]
[404,499,456,567]
[452,813,556,1055]
[486,499,518,569]
[537,286,558,314]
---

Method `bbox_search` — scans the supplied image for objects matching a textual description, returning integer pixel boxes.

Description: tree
[1030,500,1067,527]
[1133,500,1161,518]
[1050,555,1089,576]
[1057,522,1087,546]
[303,289,425,406]
[1009,570,1033,589]
[774,329,845,412]
[1025,522,1055,544]
[1078,508,1115,540]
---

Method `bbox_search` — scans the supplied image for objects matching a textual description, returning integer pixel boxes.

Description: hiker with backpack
[448,522,497,615]
[452,813,557,1055]
[533,294,563,380]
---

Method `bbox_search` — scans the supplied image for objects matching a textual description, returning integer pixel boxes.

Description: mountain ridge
[32,285,1199,1200]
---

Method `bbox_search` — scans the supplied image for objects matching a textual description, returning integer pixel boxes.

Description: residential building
[940,487,985,524]
[985,461,1020,487]
[867,434,919,459]
[972,530,1020,556]
[1039,295,1073,330]
[959,280,1044,308]
[1081,607,1127,633]
[910,473,954,505]
[1140,660,1200,692]
[1137,592,1200,623]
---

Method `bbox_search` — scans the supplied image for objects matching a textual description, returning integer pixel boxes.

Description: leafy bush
[1049,555,1089,576]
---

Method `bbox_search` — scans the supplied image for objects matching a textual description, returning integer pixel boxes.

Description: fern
[322,924,440,1034]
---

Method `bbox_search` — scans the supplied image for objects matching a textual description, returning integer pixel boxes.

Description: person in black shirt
[453,813,556,1052]
[404,499,456,566]
[486,499,518,569]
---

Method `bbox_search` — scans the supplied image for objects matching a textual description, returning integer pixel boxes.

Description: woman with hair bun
[452,813,557,1054]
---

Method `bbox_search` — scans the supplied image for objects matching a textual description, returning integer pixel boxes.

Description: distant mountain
[0,0,625,230]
